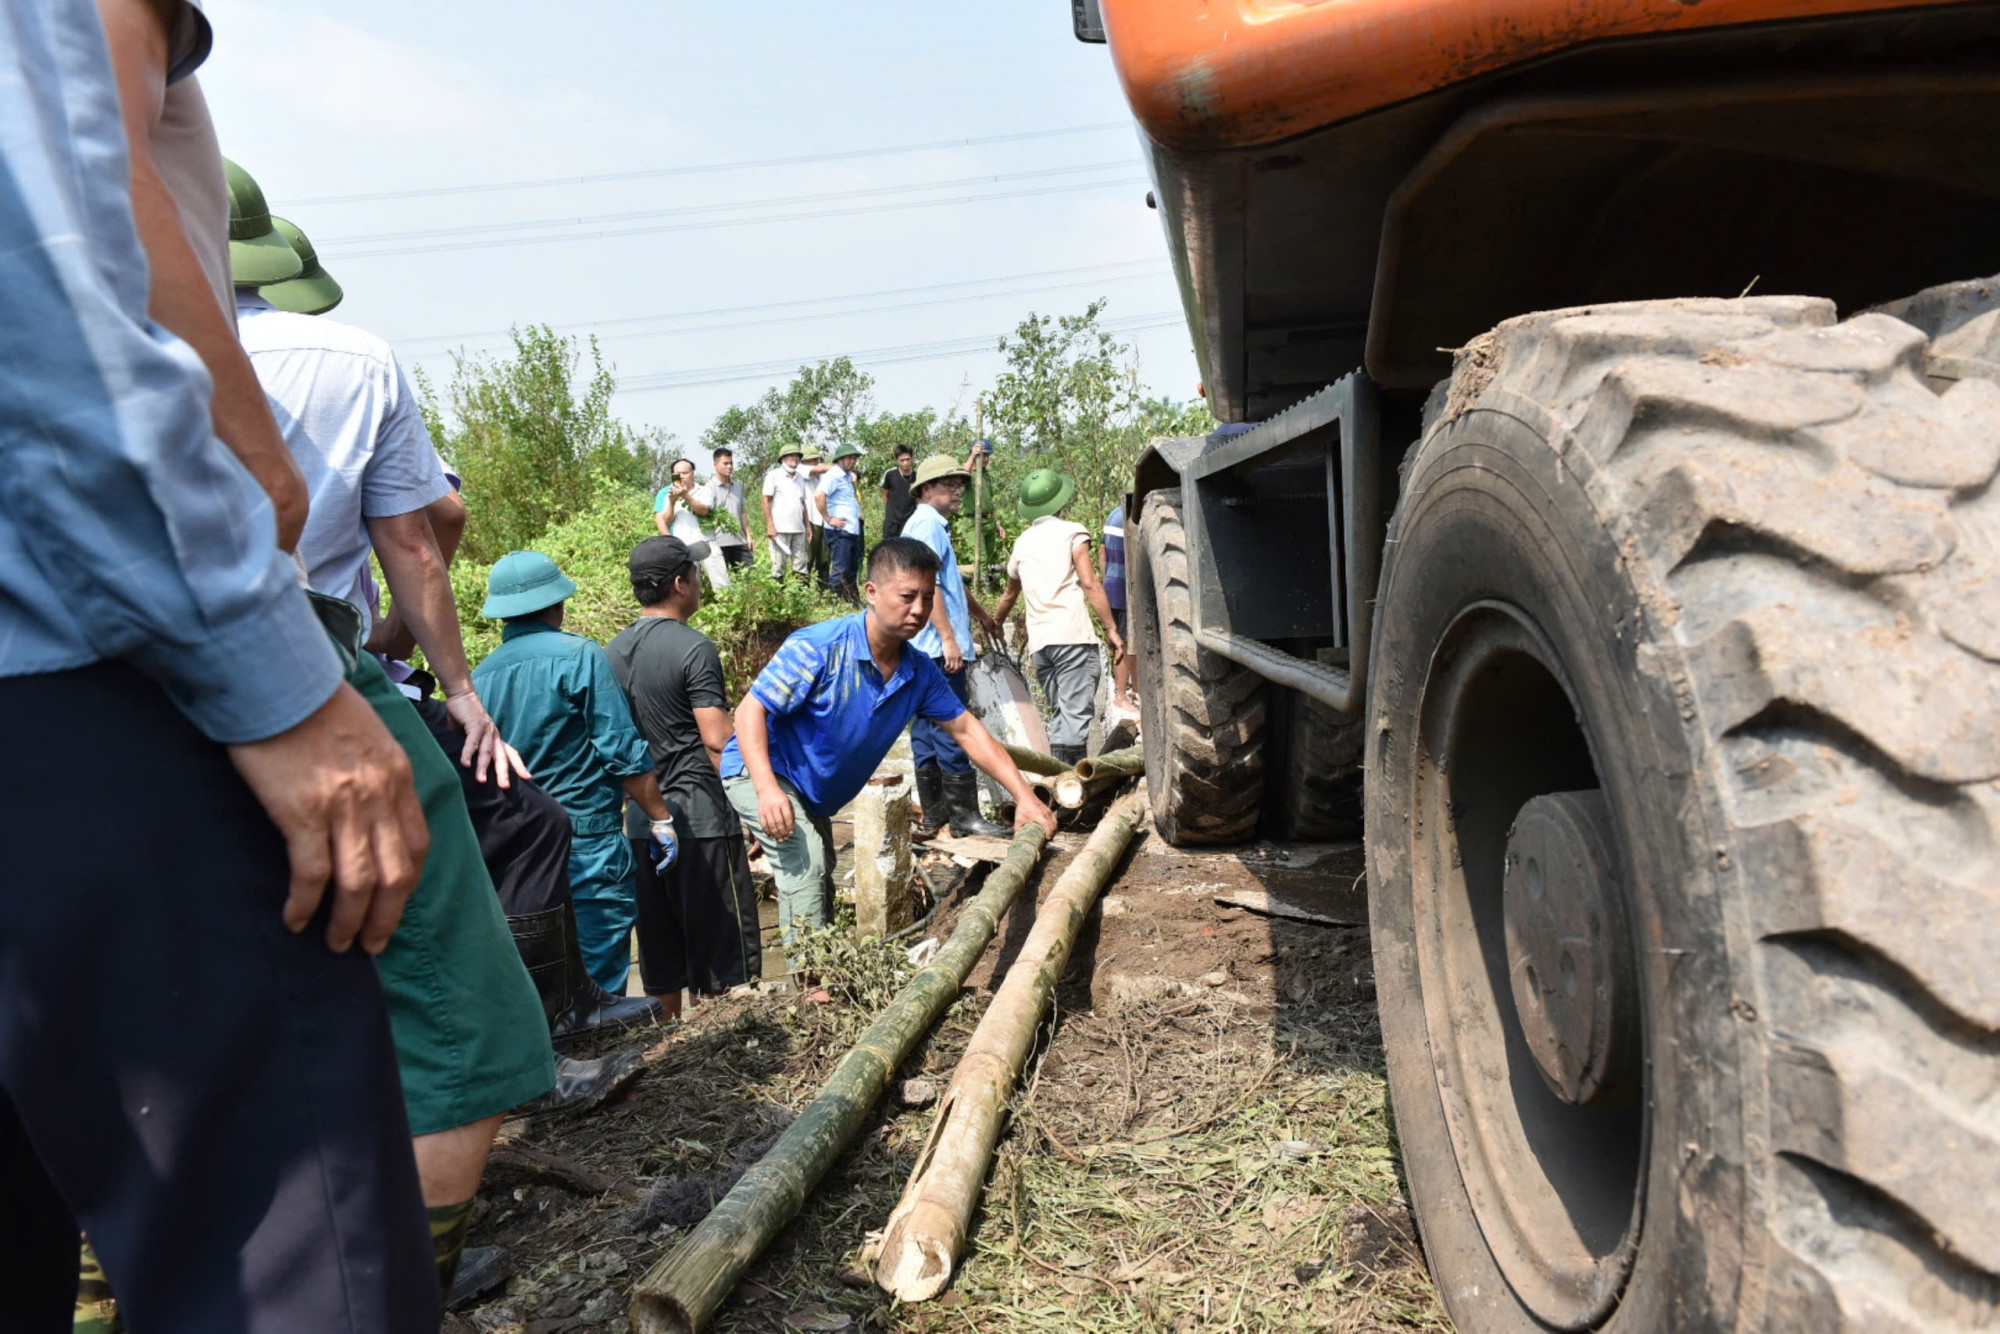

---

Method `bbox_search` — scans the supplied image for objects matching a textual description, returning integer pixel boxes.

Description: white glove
[650,818,680,872]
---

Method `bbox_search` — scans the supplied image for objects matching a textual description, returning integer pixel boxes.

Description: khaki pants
[768,531,809,579]
[722,773,835,939]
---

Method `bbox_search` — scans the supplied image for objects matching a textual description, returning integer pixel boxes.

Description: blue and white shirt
[1103,504,1127,610]
[818,466,862,529]
[902,503,976,665]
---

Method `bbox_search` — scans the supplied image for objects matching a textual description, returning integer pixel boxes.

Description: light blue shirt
[0,0,341,743]
[819,466,862,528]
[903,502,976,665]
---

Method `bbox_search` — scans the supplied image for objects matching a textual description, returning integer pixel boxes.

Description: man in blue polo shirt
[721,538,1057,936]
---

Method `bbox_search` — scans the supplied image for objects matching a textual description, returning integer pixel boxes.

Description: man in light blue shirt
[901,455,1010,838]
[0,2,436,1327]
[816,442,866,602]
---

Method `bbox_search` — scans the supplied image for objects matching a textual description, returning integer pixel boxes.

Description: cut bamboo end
[876,1210,961,1301]
[631,1295,696,1334]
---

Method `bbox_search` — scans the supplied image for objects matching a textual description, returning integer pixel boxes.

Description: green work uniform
[473,620,655,993]
[345,647,554,1136]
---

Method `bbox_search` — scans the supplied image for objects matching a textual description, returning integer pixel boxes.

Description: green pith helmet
[913,454,972,493]
[1018,467,1078,520]
[225,159,302,286]
[481,551,577,619]
[259,217,343,315]
[831,443,863,463]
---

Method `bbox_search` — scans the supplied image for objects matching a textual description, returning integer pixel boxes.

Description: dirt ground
[448,818,1448,1334]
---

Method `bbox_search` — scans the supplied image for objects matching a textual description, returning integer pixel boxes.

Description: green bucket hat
[258,217,343,315]
[225,159,303,287]
[913,454,971,493]
[1018,468,1077,520]
[831,443,863,463]
[481,551,577,619]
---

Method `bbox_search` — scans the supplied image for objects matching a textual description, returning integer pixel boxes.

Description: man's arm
[687,485,714,517]
[966,586,1000,640]
[1071,540,1125,658]
[621,773,671,822]
[694,705,734,772]
[940,711,1057,836]
[97,0,308,550]
[992,574,1023,624]
[366,489,464,660]
[368,509,523,785]
[733,694,799,842]
[762,493,777,537]
[926,579,963,673]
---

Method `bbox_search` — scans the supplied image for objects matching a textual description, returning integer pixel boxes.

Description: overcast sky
[197,2,1202,451]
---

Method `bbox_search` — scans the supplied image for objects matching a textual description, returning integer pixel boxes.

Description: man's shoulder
[240,306,393,366]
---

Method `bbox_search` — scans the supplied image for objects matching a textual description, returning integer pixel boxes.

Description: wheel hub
[1503,790,1634,1107]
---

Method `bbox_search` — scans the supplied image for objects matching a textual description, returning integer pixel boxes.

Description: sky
[198,2,1202,452]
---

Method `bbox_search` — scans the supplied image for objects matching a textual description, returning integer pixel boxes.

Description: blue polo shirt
[720,612,965,817]
[903,503,976,664]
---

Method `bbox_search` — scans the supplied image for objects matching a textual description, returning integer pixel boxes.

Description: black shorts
[1113,605,1128,642]
[631,829,763,994]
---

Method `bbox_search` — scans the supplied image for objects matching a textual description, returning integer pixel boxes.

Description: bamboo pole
[1053,746,1144,809]
[1072,745,1143,784]
[631,824,1048,1334]
[1002,742,1070,778]
[874,791,1149,1302]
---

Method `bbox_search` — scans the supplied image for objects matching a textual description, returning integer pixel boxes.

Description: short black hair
[672,457,696,474]
[867,536,940,583]
[712,446,733,460]
[632,564,697,608]
[893,443,914,457]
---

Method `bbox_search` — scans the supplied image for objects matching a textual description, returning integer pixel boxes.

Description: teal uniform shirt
[474,619,656,990]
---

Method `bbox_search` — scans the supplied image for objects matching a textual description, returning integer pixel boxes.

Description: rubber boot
[550,900,662,1045]
[913,765,949,837]
[505,906,568,1030]
[508,1048,646,1123]
[447,1245,512,1311]
[943,771,1011,838]
[1050,743,1088,768]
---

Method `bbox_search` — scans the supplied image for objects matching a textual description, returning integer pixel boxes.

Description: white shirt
[763,464,809,534]
[238,294,451,630]
[1007,515,1095,651]
[697,477,747,547]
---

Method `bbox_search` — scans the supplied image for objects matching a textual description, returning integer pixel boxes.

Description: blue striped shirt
[1103,505,1127,610]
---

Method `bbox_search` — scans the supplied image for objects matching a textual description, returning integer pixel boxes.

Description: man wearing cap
[800,447,833,589]
[816,443,866,603]
[474,552,683,994]
[722,539,1058,936]
[687,446,750,589]
[993,470,1127,766]
[761,445,812,581]
[608,537,763,1004]
[879,443,918,540]
[903,456,1011,839]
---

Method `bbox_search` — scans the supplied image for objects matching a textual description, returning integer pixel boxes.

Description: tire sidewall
[1366,409,1755,1332]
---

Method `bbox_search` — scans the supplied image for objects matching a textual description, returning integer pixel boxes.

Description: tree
[433,325,652,562]
[699,358,876,482]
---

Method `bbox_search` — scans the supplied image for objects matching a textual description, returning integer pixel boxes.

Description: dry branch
[874,791,1149,1302]
[629,825,1049,1334]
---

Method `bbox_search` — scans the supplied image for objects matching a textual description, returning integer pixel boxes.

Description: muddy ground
[449,821,1448,1334]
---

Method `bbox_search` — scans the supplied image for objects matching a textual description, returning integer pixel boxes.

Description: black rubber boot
[446,1245,512,1310]
[913,765,949,837]
[506,906,568,1030]
[1050,743,1088,768]
[507,1049,647,1124]
[944,771,1011,838]
[550,900,662,1045]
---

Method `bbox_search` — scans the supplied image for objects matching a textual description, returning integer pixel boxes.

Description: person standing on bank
[474,552,681,994]
[817,443,866,604]
[801,447,832,590]
[608,537,763,1007]
[1102,501,1136,707]
[761,445,811,581]
[879,443,917,540]
[902,456,1011,838]
[654,457,704,546]
[721,539,1058,936]
[689,446,751,589]
[993,469,1127,766]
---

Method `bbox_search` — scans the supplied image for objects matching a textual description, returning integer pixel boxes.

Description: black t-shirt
[880,466,916,539]
[605,615,734,839]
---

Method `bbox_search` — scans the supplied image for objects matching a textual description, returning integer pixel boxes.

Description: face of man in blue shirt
[866,562,935,645]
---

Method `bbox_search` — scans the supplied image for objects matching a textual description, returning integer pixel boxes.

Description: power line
[321,161,1134,249]
[290,122,1132,206]
[396,259,1169,350]
[336,174,1148,260]
[615,311,1186,394]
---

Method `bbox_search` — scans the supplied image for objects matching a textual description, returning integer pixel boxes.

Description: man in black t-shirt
[879,442,917,540]
[607,537,762,1000]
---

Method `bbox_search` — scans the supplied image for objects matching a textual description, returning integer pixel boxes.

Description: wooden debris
[1215,888,1365,927]
[485,1144,639,1200]
[874,791,1150,1302]
[629,825,1050,1334]
[926,831,1064,862]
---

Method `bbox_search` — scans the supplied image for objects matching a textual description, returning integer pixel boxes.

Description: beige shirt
[1007,515,1094,652]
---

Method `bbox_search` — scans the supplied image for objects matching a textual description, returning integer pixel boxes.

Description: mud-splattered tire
[1366,295,2000,1333]
[1129,488,1266,844]
[1275,685,1365,841]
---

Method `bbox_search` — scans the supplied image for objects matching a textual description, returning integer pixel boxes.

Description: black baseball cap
[630,535,711,581]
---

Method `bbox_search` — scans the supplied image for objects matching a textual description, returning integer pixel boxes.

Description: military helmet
[258,218,343,315]
[225,159,303,286]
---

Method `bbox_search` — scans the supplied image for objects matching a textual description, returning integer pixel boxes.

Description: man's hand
[444,686,529,787]
[757,781,796,842]
[1015,790,1058,839]
[973,605,1001,641]
[227,682,429,954]
[1108,632,1127,661]
[939,629,963,675]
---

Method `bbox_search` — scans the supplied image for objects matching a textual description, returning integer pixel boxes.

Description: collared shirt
[720,612,963,818]
[696,477,747,547]
[762,465,809,534]
[903,503,976,663]
[818,466,862,529]
[238,294,451,632]
[0,0,340,744]
[473,620,653,834]
[1007,515,1094,652]
[1102,504,1126,609]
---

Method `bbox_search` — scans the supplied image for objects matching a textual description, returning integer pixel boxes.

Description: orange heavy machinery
[1082,1,2000,1329]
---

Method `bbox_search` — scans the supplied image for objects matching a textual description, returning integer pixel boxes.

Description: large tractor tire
[1365,295,2000,1333]
[1274,681,1366,841]
[1130,487,1266,843]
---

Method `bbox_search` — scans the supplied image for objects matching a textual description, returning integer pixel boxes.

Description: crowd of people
[0,4,1133,1330]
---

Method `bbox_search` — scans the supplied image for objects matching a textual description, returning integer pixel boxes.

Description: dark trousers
[0,663,436,1333]
[826,527,863,603]
[412,696,572,917]
[631,829,764,994]
[910,661,974,772]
